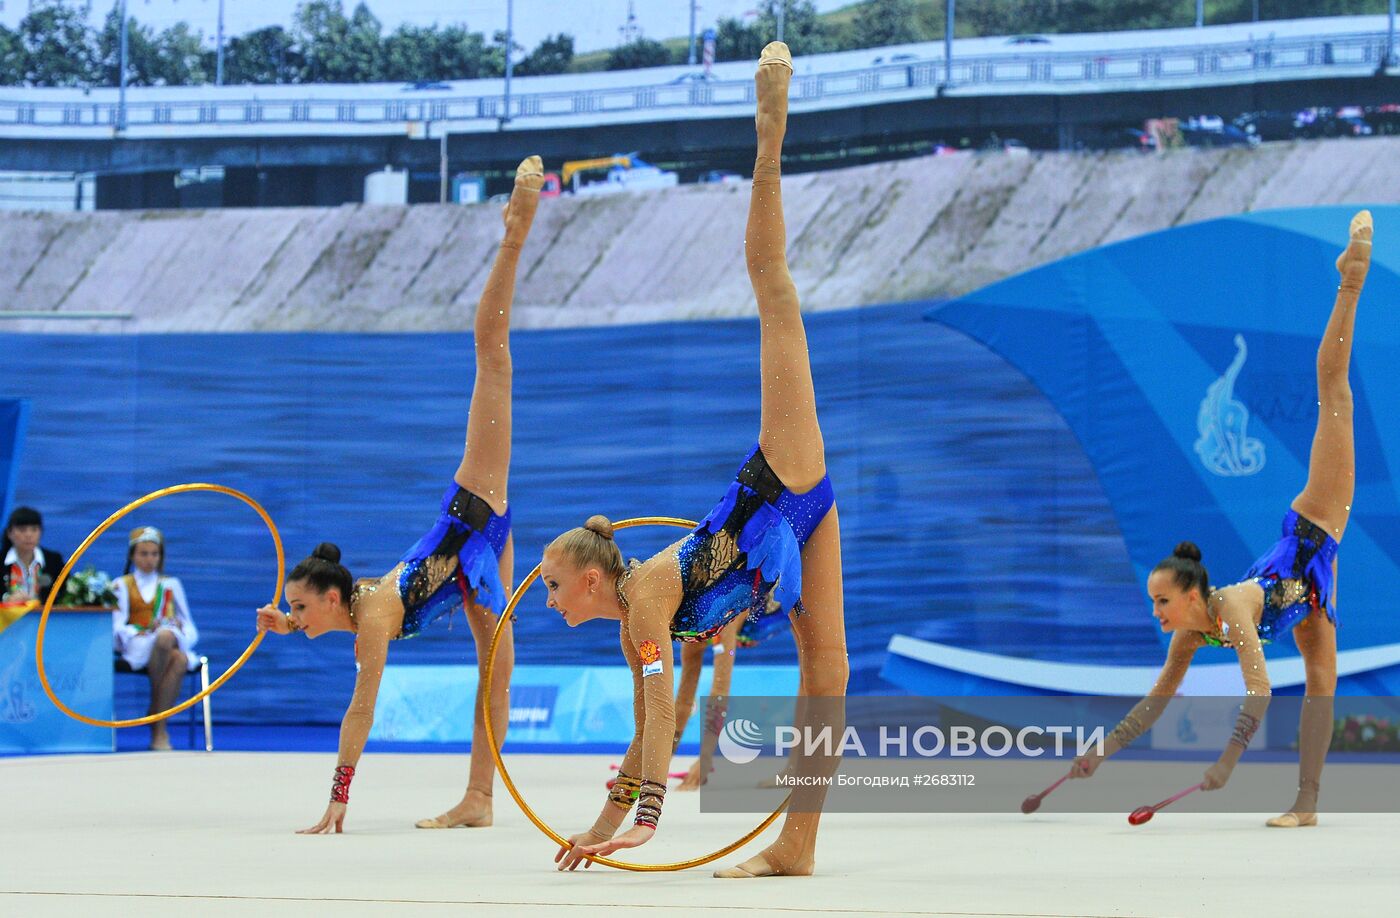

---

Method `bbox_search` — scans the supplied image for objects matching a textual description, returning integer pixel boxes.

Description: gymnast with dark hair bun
[1071,210,1374,829]
[253,157,545,835]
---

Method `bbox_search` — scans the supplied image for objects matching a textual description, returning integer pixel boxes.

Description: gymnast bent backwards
[254,157,544,834]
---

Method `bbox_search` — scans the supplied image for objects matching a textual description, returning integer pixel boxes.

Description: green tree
[19,0,98,87]
[758,1,835,56]
[606,36,672,70]
[294,0,357,82]
[0,25,26,85]
[852,0,923,47]
[380,23,495,81]
[714,16,765,62]
[517,32,574,76]
[155,23,210,85]
[223,26,302,84]
[97,10,164,87]
[345,3,384,81]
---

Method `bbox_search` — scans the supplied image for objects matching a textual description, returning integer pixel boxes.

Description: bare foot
[415,788,493,829]
[755,42,792,157]
[1265,811,1318,828]
[1336,209,1372,282]
[149,726,172,751]
[502,154,544,244]
[713,847,813,878]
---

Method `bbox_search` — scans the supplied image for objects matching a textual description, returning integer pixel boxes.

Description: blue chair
[114,654,213,751]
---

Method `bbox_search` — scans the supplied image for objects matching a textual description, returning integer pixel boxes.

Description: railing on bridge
[0,29,1392,134]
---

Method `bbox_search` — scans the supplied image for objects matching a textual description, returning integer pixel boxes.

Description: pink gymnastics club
[1020,771,1073,814]
[1128,783,1205,825]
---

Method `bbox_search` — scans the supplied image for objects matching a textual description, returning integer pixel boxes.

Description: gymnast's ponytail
[548,515,626,577]
[288,542,354,602]
[1152,541,1210,601]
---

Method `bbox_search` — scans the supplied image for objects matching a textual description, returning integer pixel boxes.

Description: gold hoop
[482,516,789,872]
[35,483,284,728]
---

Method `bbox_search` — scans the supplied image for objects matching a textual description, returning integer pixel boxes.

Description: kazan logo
[717,718,765,764]
[1195,334,1266,477]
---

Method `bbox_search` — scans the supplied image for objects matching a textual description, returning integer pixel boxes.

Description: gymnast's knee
[799,656,849,697]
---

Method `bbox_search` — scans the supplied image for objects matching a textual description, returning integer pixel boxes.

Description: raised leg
[453,156,543,514]
[747,43,826,492]
[1290,210,1371,542]
[715,507,846,878]
[416,535,515,829]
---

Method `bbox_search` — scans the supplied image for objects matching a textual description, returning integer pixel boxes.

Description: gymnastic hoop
[35,483,284,728]
[482,516,789,872]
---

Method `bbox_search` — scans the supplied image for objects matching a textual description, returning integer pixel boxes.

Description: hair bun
[583,515,615,540]
[1172,541,1202,562]
[312,542,342,564]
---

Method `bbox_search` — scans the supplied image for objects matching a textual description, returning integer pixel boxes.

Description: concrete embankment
[3,137,1398,333]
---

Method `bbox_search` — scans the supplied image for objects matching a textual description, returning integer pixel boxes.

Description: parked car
[1180,123,1256,148]
[402,81,451,91]
[1334,106,1374,137]
[1364,103,1400,135]
[871,53,921,65]
[1233,111,1297,142]
[667,72,714,84]
[1007,35,1051,45]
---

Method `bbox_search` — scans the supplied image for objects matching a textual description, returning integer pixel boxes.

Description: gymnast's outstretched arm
[1071,628,1202,778]
[292,587,399,835]
[557,584,676,869]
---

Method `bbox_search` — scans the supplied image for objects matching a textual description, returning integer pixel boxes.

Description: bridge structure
[1,16,1397,207]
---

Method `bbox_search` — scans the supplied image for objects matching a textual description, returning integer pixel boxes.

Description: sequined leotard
[1203,509,1339,648]
[360,480,511,640]
[670,444,834,643]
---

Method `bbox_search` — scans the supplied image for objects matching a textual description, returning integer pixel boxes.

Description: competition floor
[1,752,1393,917]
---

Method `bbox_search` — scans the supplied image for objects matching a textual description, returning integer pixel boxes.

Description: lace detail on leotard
[400,553,461,620]
[1265,578,1309,610]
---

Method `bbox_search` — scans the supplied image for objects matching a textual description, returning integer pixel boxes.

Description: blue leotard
[670,445,834,643]
[378,481,511,640]
[1204,509,1338,648]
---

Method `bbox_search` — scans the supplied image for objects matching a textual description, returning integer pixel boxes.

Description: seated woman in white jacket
[112,527,199,750]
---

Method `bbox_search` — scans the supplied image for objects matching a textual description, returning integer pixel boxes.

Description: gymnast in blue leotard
[543,44,847,879]
[1071,210,1375,831]
[667,445,831,789]
[252,157,545,836]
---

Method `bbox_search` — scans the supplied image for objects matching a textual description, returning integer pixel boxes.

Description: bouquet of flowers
[55,566,118,608]
[1330,714,1400,753]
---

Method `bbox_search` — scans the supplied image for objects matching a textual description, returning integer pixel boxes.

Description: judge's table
[0,601,113,753]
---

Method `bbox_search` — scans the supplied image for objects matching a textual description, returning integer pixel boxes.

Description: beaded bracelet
[330,764,355,803]
[1229,713,1261,750]
[608,770,642,809]
[633,779,667,829]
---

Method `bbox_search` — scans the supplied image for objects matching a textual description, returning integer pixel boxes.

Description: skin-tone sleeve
[1211,593,1271,778]
[334,589,400,769]
[1103,628,1204,757]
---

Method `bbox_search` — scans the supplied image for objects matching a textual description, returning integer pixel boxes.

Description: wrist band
[1108,712,1146,749]
[703,704,728,737]
[1230,712,1261,750]
[330,764,355,803]
[608,770,641,809]
[634,779,667,829]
